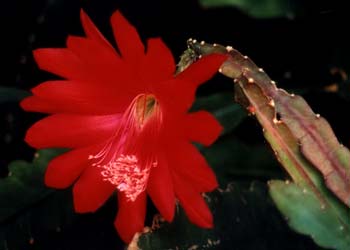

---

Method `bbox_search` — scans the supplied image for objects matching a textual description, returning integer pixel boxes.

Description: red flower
[21,9,226,243]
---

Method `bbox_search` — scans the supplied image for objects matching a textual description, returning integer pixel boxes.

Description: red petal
[167,140,218,192]
[66,36,135,86]
[114,192,147,243]
[73,164,115,213]
[172,172,213,228]
[155,79,196,114]
[25,114,120,149]
[80,9,115,52]
[33,48,88,80]
[140,38,175,83]
[111,11,145,63]
[44,143,102,188]
[67,35,119,64]
[176,54,227,87]
[20,96,64,114]
[156,54,227,114]
[184,111,222,146]
[31,80,133,115]
[147,154,175,222]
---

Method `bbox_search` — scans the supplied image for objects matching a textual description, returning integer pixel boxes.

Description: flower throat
[89,94,162,201]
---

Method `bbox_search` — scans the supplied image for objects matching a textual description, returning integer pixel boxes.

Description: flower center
[135,94,158,127]
[88,94,162,201]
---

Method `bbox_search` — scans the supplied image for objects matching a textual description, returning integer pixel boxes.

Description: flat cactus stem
[269,180,350,250]
[185,39,350,207]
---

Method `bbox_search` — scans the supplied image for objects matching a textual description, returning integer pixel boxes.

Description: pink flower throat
[88,94,162,201]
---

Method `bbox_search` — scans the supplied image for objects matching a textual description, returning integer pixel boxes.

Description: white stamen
[98,154,156,201]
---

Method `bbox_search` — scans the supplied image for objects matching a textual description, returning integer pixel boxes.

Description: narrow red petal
[73,165,115,213]
[184,111,222,146]
[80,9,115,52]
[111,10,145,63]
[172,173,213,228]
[67,35,119,66]
[33,48,88,80]
[140,38,175,83]
[147,154,175,222]
[155,79,196,114]
[20,96,63,114]
[30,80,133,115]
[66,36,134,84]
[44,143,102,188]
[21,94,120,115]
[114,192,147,243]
[166,140,218,192]
[176,54,227,87]
[25,114,120,149]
